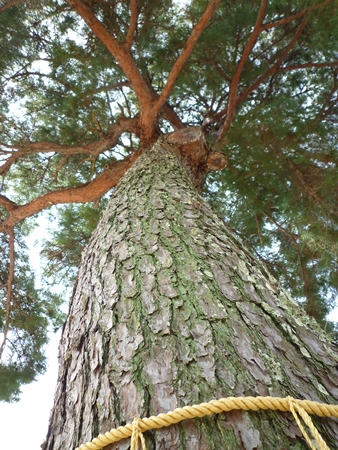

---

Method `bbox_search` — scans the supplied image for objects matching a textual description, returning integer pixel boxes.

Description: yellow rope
[130,418,146,450]
[287,397,330,450]
[76,396,338,450]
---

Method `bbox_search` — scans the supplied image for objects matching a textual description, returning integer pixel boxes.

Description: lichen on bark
[43,133,338,450]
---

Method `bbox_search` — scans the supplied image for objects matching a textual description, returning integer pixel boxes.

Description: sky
[0,217,65,449]
[0,329,61,449]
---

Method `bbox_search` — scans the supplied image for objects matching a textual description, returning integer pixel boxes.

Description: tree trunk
[43,131,338,450]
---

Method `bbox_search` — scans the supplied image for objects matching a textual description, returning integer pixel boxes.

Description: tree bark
[43,132,338,450]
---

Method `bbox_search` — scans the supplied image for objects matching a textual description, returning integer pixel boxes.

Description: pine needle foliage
[0,0,337,399]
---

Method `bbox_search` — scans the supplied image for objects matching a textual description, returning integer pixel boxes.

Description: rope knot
[131,417,146,450]
[286,396,330,450]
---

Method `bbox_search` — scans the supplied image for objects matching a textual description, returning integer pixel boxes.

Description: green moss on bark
[44,137,338,450]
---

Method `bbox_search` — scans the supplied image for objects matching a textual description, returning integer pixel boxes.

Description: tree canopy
[0,0,337,401]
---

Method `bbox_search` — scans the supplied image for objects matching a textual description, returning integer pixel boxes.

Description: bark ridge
[43,137,338,450]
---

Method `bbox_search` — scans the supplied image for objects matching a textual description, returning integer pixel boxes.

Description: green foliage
[204,96,338,327]
[41,201,108,287]
[0,228,65,402]
[0,0,337,396]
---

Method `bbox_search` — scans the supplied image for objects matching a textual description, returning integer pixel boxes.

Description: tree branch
[150,0,221,120]
[3,116,138,159]
[277,61,338,72]
[0,113,30,140]
[66,0,153,109]
[216,0,268,142]
[0,150,142,230]
[213,19,308,128]
[262,210,311,299]
[262,210,299,239]
[274,146,338,218]
[0,0,25,14]
[262,0,333,31]
[0,228,15,360]
[0,151,23,176]
[234,20,308,106]
[125,0,138,48]
[0,195,18,212]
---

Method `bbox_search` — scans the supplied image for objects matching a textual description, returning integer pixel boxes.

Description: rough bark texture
[43,134,338,450]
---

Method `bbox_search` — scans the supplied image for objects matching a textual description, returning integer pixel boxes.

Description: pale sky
[0,329,61,449]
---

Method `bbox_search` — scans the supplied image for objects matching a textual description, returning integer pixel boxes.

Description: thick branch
[235,20,308,106]
[2,116,138,159]
[211,0,333,132]
[216,0,268,141]
[161,103,185,130]
[66,0,153,109]
[0,150,141,230]
[213,19,308,128]
[150,0,221,120]
[125,0,138,48]
[0,195,18,212]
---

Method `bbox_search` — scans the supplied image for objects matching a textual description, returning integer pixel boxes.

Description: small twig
[273,145,338,217]
[262,210,310,299]
[262,0,333,31]
[54,155,70,183]
[0,151,23,177]
[217,18,308,125]
[262,210,299,240]
[277,61,338,72]
[0,113,30,141]
[255,213,264,245]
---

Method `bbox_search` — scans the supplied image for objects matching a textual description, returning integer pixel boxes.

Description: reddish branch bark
[262,0,333,31]
[0,116,138,177]
[236,20,308,105]
[146,0,221,130]
[277,61,338,72]
[212,17,316,128]
[210,0,335,132]
[0,150,141,231]
[0,152,22,176]
[66,0,153,111]
[1,0,336,234]
[66,0,185,143]
[125,0,138,49]
[0,228,14,359]
[0,0,25,14]
[217,0,268,142]
[0,195,18,212]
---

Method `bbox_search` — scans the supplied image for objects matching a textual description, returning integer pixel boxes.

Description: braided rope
[76,396,338,450]
[287,397,330,450]
[130,418,146,450]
